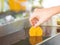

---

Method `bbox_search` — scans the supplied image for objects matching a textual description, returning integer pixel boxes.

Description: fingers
[29,13,37,25]
[34,17,50,27]
[34,19,44,27]
[29,16,38,26]
[34,20,41,27]
[29,8,42,26]
[29,8,39,21]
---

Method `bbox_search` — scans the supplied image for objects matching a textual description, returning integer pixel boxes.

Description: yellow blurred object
[8,0,27,12]
[57,18,60,25]
[29,26,43,45]
[29,26,43,36]
[29,36,42,45]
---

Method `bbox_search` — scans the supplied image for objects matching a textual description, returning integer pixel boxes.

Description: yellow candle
[29,26,43,45]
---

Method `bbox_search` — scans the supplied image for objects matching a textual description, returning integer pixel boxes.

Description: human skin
[29,6,60,27]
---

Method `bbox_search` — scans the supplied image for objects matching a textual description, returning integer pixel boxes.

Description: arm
[48,6,60,16]
[29,6,60,27]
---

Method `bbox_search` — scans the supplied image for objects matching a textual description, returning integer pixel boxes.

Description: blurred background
[0,0,60,45]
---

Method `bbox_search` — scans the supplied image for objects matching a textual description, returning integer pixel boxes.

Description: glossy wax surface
[29,26,43,36]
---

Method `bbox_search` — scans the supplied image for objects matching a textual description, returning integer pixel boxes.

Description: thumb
[29,15,36,26]
[34,21,40,27]
[34,19,43,27]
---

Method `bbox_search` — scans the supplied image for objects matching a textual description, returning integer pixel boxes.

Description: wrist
[49,6,60,16]
[55,6,60,13]
[57,6,60,13]
[52,6,60,14]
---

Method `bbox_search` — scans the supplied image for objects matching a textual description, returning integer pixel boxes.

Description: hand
[29,8,53,27]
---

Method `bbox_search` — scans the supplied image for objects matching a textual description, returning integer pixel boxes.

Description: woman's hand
[29,6,60,27]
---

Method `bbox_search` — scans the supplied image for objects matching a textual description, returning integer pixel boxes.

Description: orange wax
[29,26,43,45]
